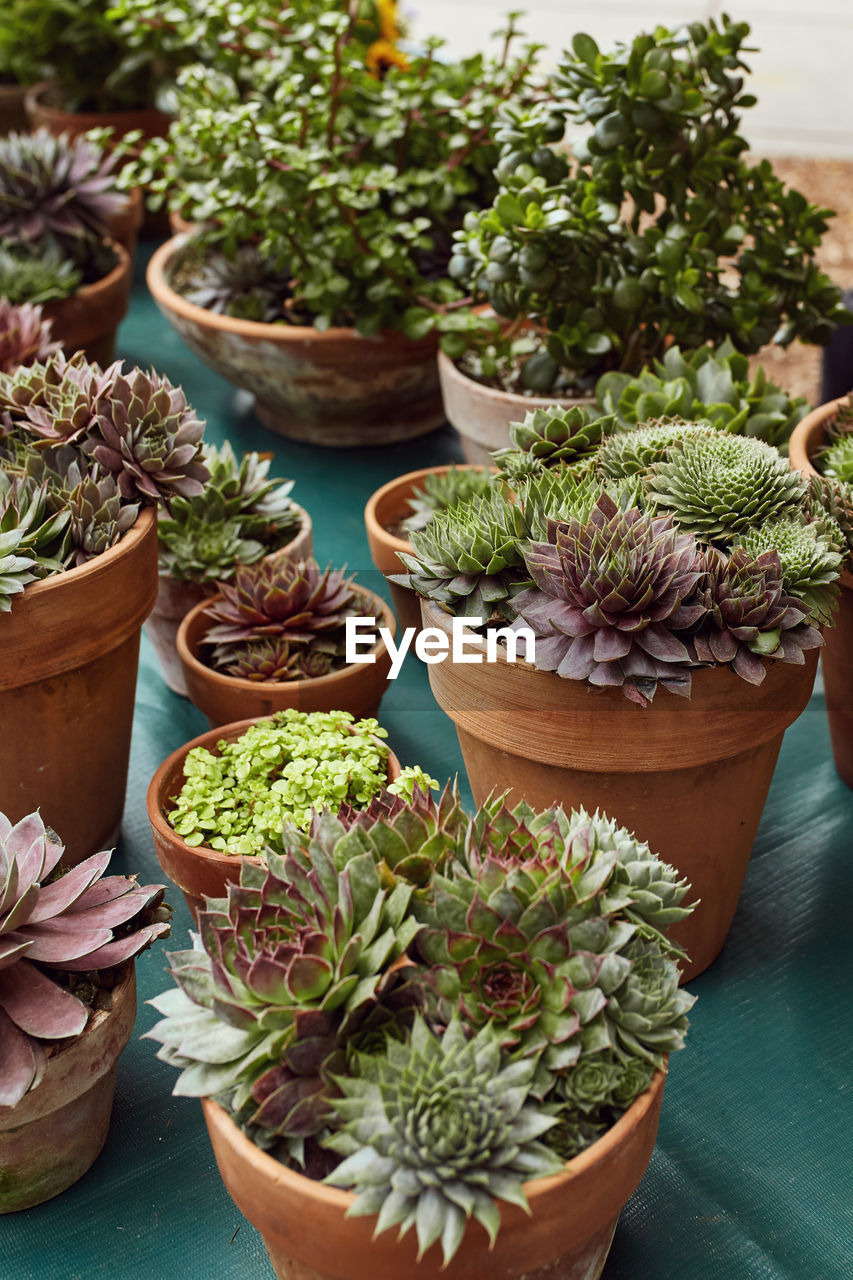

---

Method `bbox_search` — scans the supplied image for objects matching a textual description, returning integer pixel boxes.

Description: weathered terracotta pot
[177,586,396,728]
[0,81,28,134]
[43,240,132,366]
[420,598,819,982]
[789,397,853,787]
[24,80,171,142]
[145,504,314,697]
[0,508,158,866]
[0,966,136,1213]
[202,1068,665,1280]
[147,236,444,446]
[438,349,589,465]
[364,466,491,634]
[147,716,401,918]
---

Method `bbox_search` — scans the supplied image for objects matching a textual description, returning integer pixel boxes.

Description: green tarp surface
[5,247,853,1280]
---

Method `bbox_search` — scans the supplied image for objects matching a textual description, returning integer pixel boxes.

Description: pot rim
[176,584,396,696]
[24,78,172,125]
[43,237,131,310]
[146,713,402,867]
[364,464,494,558]
[147,235,438,348]
[202,1064,666,1211]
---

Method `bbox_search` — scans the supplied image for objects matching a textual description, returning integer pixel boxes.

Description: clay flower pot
[0,81,28,134]
[24,79,171,142]
[0,965,136,1213]
[43,240,132,367]
[364,465,492,634]
[106,186,144,261]
[147,716,401,917]
[147,235,444,447]
[201,1068,665,1280]
[789,397,853,787]
[177,586,396,728]
[0,507,158,867]
[420,598,818,983]
[144,504,314,697]
[437,349,589,465]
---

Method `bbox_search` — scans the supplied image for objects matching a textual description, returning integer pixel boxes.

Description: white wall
[405,0,853,156]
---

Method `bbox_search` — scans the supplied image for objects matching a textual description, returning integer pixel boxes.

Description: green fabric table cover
[5,248,852,1280]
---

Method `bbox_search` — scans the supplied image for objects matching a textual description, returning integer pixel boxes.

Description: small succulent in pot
[0,299,60,374]
[398,467,496,536]
[0,349,209,612]
[147,788,695,1264]
[0,808,170,1107]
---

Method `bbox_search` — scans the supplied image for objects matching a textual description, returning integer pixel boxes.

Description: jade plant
[156,441,301,585]
[0,350,209,612]
[118,7,541,334]
[148,787,695,1262]
[396,415,844,703]
[166,708,437,853]
[0,808,170,1107]
[441,17,849,395]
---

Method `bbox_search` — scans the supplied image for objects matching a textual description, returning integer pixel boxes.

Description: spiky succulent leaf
[0,350,115,447]
[0,809,170,1107]
[0,470,70,581]
[66,465,139,565]
[157,499,266,583]
[734,519,843,627]
[512,494,705,705]
[0,244,82,308]
[400,467,495,535]
[596,417,716,478]
[222,637,318,682]
[806,473,853,560]
[518,467,646,542]
[182,246,289,323]
[492,405,614,480]
[0,525,38,610]
[646,433,806,542]
[0,299,60,374]
[324,1016,563,1265]
[822,434,853,485]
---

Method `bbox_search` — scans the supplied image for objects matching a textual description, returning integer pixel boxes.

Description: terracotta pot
[789,398,853,787]
[0,508,158,867]
[438,349,590,465]
[43,240,132,366]
[0,81,28,134]
[364,465,492,634]
[144,504,314,697]
[420,598,818,982]
[147,236,444,447]
[0,965,136,1213]
[147,716,401,917]
[24,79,171,142]
[107,186,144,260]
[201,1068,665,1280]
[177,586,396,728]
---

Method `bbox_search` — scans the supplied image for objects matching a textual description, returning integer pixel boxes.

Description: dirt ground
[747,156,853,403]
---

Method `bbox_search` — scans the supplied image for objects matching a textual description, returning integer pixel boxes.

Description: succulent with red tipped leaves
[0,810,170,1107]
[693,547,822,683]
[512,493,705,705]
[0,299,60,375]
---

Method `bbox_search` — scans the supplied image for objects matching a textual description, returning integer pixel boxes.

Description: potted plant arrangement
[177,556,396,727]
[0,808,171,1212]
[147,440,312,696]
[0,343,209,863]
[437,17,848,461]
[789,397,853,785]
[365,464,495,632]
[394,407,845,979]
[146,784,696,1279]
[128,6,542,445]
[146,706,434,915]
[0,129,139,362]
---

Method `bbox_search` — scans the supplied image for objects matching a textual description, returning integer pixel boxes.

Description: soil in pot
[147,235,445,448]
[145,504,314,698]
[419,598,818,983]
[201,1068,666,1280]
[0,507,158,867]
[43,239,132,367]
[0,965,137,1213]
[147,716,402,918]
[789,397,853,787]
[177,586,396,728]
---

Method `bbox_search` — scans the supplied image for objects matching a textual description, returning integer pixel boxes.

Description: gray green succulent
[399,467,495,535]
[492,405,614,482]
[821,434,853,486]
[0,471,70,607]
[596,417,716,479]
[734,519,843,627]
[181,245,291,323]
[0,244,82,308]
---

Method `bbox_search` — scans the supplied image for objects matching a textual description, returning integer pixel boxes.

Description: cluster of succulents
[0,131,125,303]
[397,413,841,702]
[398,466,495,536]
[0,299,59,374]
[149,787,695,1262]
[492,404,613,482]
[166,708,436,854]
[197,557,366,681]
[0,350,209,611]
[0,809,170,1107]
[157,441,301,585]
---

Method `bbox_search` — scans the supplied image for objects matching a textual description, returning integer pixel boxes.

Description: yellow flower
[376,0,401,43]
[366,37,409,77]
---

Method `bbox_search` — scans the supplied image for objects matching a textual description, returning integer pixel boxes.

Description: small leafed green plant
[0,808,170,1107]
[166,708,436,853]
[148,788,695,1263]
